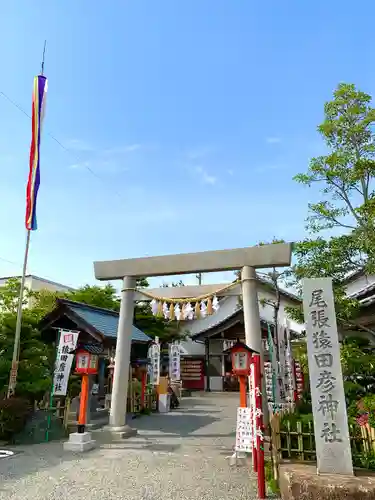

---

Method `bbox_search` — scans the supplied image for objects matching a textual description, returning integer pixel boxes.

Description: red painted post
[250,359,257,472]
[239,375,247,408]
[254,354,266,499]
[78,374,89,433]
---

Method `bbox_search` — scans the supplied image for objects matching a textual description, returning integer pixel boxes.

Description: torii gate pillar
[108,276,136,433]
[94,243,292,435]
[241,266,262,354]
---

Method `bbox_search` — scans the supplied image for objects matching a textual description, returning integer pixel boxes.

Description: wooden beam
[133,283,242,301]
[94,243,293,280]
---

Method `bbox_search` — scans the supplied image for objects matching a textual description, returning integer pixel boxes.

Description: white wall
[179,285,304,357]
[179,336,205,356]
[0,275,74,309]
[258,287,304,334]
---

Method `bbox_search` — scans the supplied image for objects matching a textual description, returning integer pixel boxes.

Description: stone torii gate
[94,243,292,435]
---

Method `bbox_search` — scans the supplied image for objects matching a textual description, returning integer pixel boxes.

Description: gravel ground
[0,393,259,499]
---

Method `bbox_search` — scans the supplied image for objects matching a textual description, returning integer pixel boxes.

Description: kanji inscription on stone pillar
[303,278,353,475]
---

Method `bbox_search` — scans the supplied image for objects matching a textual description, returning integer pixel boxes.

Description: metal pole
[7,230,31,398]
[7,41,47,398]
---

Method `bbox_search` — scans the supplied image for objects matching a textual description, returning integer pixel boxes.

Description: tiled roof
[60,299,151,343]
[188,296,241,338]
[188,295,304,339]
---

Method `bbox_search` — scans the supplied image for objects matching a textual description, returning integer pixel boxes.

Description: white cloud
[104,144,142,155]
[266,137,281,144]
[254,164,283,174]
[124,143,142,152]
[195,166,217,185]
[65,139,93,151]
[187,146,214,161]
[69,159,129,174]
[69,161,90,169]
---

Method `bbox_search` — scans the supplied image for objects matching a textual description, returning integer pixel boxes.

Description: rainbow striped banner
[25,74,48,231]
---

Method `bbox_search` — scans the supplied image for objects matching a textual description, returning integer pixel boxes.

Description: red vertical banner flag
[25,74,48,231]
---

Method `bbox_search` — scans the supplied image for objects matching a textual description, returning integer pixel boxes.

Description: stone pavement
[0,393,258,499]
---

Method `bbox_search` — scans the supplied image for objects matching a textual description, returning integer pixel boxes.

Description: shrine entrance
[93,243,292,432]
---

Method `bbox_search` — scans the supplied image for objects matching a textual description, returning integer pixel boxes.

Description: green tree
[0,278,32,314]
[293,336,375,409]
[288,83,375,330]
[29,279,183,342]
[0,313,53,401]
[65,284,120,311]
[0,280,53,400]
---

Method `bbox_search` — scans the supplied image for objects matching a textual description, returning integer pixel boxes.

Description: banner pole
[7,230,31,398]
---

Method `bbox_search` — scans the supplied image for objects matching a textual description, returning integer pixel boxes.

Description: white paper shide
[302,278,353,475]
[53,330,79,396]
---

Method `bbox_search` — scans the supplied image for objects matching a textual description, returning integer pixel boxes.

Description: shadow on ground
[132,412,219,437]
[0,442,78,484]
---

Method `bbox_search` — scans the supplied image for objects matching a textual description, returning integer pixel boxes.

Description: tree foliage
[0,276,182,398]
[294,336,375,408]
[288,83,375,328]
[0,311,53,401]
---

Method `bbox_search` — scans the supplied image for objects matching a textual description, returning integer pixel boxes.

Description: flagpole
[7,231,31,397]
[7,41,47,398]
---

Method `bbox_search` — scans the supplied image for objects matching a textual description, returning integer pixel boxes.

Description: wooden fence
[29,389,158,444]
[269,413,375,475]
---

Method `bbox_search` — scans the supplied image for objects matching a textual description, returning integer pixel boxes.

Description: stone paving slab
[0,393,259,499]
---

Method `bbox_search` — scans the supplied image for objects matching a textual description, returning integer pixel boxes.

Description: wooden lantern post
[75,348,99,433]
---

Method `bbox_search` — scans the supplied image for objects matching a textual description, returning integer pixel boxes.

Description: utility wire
[0,88,129,282]
[0,90,125,200]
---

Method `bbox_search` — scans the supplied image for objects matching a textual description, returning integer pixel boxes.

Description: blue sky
[0,1,374,290]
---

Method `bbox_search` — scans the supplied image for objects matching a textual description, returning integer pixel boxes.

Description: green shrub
[264,460,279,494]
[280,411,313,430]
[0,397,31,441]
[353,450,375,471]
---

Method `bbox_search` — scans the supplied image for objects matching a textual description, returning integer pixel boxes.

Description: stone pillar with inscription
[303,277,353,476]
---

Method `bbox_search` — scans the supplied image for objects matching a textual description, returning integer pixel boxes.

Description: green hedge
[0,397,31,441]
